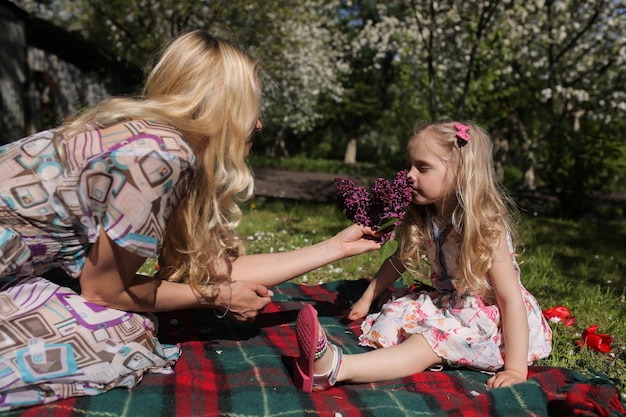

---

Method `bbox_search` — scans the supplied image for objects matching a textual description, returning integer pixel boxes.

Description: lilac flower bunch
[333,170,414,244]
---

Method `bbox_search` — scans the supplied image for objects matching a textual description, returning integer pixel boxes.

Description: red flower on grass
[576,325,612,353]
[542,305,576,326]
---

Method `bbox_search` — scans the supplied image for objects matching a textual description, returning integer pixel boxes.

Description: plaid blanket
[3,279,625,417]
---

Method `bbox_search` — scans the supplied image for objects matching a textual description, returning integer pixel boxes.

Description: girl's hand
[486,368,527,388]
[334,224,381,258]
[346,296,372,320]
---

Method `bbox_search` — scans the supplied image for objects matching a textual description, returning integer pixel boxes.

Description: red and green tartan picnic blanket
[3,279,625,417]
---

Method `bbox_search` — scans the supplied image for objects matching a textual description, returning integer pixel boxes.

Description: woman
[0,30,380,411]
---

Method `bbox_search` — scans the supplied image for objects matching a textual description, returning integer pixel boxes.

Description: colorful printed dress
[0,119,195,411]
[359,223,552,371]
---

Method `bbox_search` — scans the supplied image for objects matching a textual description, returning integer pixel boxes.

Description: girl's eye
[418,165,429,172]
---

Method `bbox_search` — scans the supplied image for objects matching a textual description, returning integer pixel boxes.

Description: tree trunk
[513,113,536,191]
[344,138,357,164]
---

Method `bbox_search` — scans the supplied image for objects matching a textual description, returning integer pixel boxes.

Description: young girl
[293,121,552,392]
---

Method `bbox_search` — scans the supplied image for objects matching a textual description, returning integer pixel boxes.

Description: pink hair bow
[454,123,471,143]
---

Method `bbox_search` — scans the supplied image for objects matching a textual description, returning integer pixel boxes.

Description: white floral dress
[359,223,552,371]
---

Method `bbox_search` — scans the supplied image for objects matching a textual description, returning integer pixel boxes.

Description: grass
[140,197,626,398]
[517,215,626,395]
[238,198,384,284]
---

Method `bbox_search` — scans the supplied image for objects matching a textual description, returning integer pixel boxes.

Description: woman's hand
[216,280,274,322]
[334,224,382,258]
[486,368,527,388]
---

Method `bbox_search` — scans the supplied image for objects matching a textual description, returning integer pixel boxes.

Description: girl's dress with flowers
[359,222,553,371]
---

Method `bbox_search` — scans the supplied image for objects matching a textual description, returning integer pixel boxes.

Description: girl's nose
[255,119,263,131]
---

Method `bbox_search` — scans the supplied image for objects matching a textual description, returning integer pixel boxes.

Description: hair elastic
[454,123,471,147]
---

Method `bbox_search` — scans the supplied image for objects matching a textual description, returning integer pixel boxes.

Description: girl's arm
[229,224,381,286]
[486,227,529,388]
[346,252,406,320]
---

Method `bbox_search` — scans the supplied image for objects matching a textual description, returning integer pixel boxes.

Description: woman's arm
[230,224,381,286]
[80,229,272,319]
[486,227,529,388]
[80,224,379,318]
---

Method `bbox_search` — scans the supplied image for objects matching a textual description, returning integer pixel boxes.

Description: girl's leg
[294,304,441,391]
[316,329,441,384]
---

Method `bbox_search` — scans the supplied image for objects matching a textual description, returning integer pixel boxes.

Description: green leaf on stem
[378,217,399,231]
[380,239,398,260]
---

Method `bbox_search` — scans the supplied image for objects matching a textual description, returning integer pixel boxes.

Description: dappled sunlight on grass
[517,216,625,395]
[238,197,385,284]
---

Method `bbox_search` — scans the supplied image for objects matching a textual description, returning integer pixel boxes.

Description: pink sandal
[293,304,343,392]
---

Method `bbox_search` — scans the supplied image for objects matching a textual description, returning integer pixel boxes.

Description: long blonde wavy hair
[397,121,518,297]
[54,30,262,288]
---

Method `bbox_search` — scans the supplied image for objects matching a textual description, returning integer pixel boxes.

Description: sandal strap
[312,343,343,390]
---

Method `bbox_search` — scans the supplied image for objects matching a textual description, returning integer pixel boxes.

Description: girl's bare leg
[315,331,441,384]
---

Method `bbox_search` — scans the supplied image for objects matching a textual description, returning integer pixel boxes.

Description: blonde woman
[0,30,380,411]
[292,121,552,392]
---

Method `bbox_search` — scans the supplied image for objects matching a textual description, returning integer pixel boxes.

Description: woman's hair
[54,30,262,288]
[397,120,517,296]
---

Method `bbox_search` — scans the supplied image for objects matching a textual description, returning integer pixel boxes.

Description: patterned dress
[359,223,552,371]
[0,119,195,411]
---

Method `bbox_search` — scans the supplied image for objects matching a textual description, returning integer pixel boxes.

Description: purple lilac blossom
[333,170,414,243]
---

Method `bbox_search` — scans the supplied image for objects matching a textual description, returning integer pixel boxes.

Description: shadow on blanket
[3,279,625,417]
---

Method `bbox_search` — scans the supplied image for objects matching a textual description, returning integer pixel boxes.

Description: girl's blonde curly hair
[397,120,518,297]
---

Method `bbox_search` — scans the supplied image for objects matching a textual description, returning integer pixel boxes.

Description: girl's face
[407,135,452,214]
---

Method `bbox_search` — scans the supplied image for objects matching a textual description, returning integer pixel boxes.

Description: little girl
[292,121,552,392]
